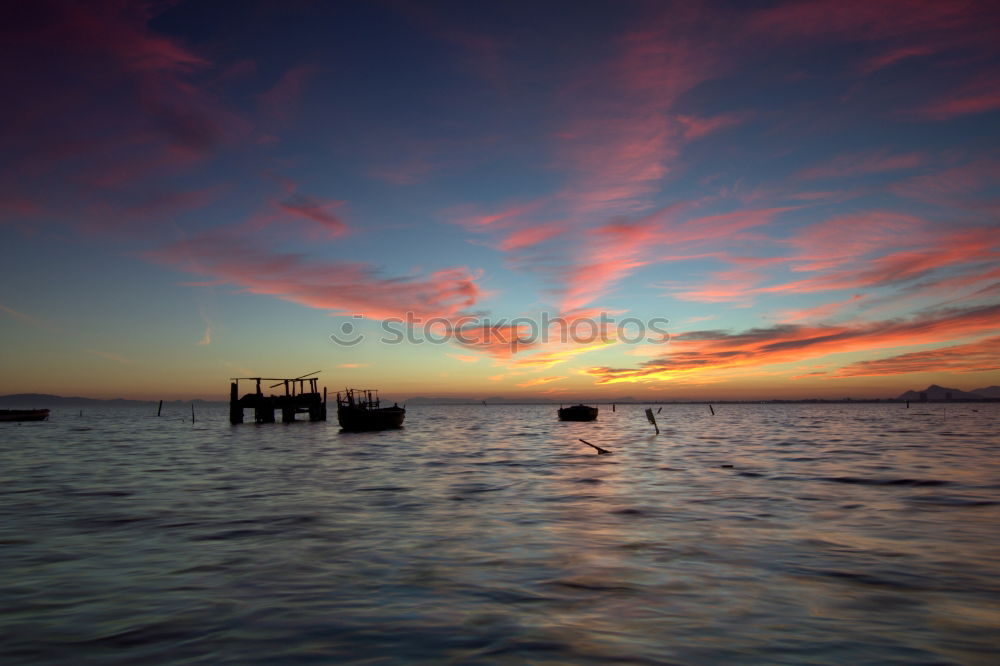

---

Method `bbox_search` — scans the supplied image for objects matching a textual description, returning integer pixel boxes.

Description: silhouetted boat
[337,388,405,431]
[558,404,598,421]
[0,408,49,422]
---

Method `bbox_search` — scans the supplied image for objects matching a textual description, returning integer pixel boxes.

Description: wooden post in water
[906,400,910,408]
[612,403,616,412]
[709,404,715,415]
[645,408,660,435]
[191,403,195,423]
[229,382,243,424]
[157,400,163,417]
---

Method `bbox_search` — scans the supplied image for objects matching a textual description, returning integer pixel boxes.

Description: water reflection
[0,403,998,664]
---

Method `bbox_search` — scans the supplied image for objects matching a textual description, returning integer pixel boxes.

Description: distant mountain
[970,386,1000,398]
[404,396,480,405]
[0,394,225,407]
[896,384,985,400]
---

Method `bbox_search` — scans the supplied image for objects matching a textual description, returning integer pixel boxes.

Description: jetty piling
[645,408,660,435]
[229,371,327,425]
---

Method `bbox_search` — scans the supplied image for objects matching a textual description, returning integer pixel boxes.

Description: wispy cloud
[88,350,133,364]
[517,375,565,388]
[586,302,1000,384]
[148,234,482,320]
[796,150,925,180]
[833,335,1000,377]
[0,304,41,326]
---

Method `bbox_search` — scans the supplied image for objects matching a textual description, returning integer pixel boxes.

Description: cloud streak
[586,302,1000,384]
[149,235,482,320]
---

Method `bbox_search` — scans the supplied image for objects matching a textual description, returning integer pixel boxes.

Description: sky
[1,0,999,401]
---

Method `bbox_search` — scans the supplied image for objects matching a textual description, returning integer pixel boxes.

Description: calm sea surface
[1,403,999,665]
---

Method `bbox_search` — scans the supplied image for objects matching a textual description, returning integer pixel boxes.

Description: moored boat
[558,404,598,421]
[0,408,50,422]
[337,388,405,431]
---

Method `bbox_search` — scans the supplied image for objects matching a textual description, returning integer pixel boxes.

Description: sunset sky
[1,0,998,401]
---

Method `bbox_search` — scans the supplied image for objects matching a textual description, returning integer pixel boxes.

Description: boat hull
[337,406,405,431]
[0,409,50,422]
[558,405,598,421]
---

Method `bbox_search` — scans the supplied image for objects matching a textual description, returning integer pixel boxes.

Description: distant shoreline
[2,394,998,408]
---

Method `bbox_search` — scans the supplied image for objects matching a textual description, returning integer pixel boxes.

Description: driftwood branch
[579,438,612,455]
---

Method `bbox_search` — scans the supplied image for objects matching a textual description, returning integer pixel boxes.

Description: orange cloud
[673,217,999,305]
[517,376,566,388]
[447,353,481,363]
[833,336,1000,377]
[585,302,1000,384]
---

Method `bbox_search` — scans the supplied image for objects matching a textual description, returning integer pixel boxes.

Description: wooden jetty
[229,371,327,424]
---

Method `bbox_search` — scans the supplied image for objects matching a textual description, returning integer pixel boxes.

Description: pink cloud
[148,235,482,320]
[557,219,661,312]
[910,70,1000,120]
[258,64,319,123]
[676,113,746,141]
[455,201,545,230]
[916,91,1000,119]
[278,194,347,238]
[860,45,935,74]
[672,212,999,305]
[497,224,568,251]
[0,0,249,234]
[890,159,1000,207]
[796,151,925,181]
[745,0,976,42]
[780,294,868,322]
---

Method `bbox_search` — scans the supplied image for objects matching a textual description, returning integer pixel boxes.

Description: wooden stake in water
[709,404,715,415]
[579,439,612,455]
[158,400,163,417]
[645,408,660,435]
[191,403,195,423]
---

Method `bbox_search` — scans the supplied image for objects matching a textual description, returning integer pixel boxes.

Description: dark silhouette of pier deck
[229,371,327,424]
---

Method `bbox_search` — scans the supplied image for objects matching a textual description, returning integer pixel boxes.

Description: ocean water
[1,403,998,665]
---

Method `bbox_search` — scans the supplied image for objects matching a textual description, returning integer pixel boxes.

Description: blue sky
[1,0,998,400]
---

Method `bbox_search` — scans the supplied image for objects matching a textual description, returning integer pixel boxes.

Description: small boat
[558,404,598,421]
[337,388,405,431]
[0,408,50,422]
